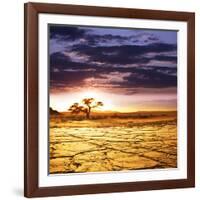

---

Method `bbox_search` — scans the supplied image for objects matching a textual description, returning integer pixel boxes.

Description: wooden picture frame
[24,2,195,197]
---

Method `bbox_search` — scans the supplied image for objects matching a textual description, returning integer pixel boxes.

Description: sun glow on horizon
[50,88,177,113]
[79,90,114,111]
[50,89,116,112]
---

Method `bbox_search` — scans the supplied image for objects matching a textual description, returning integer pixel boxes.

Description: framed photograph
[24,2,195,197]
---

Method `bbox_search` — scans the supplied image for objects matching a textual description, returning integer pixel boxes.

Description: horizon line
[50,107,177,114]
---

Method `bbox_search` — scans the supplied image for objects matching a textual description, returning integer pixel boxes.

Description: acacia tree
[68,98,103,119]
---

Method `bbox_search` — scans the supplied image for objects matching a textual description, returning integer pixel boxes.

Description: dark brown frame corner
[24,2,195,198]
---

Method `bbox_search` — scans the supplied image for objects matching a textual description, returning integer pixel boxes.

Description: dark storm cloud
[123,68,177,89]
[50,68,177,94]
[50,25,163,48]
[49,25,177,94]
[50,52,177,93]
[147,36,159,41]
[80,34,130,46]
[72,43,176,56]
[50,52,177,76]
[153,55,177,63]
[50,26,129,45]
[50,71,97,86]
[50,26,87,40]
[50,43,177,71]
[50,52,90,70]
[71,43,177,65]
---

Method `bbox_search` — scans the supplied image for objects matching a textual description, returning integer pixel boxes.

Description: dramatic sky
[49,25,177,112]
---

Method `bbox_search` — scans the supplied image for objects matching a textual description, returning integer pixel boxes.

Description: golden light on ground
[49,111,177,173]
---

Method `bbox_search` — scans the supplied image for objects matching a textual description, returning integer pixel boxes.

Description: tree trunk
[86,111,89,119]
[86,107,91,119]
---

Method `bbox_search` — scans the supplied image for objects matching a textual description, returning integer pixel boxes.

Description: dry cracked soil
[49,117,177,174]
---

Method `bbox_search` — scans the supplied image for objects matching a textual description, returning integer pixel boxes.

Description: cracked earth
[49,117,177,174]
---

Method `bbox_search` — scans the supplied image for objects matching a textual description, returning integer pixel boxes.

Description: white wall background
[0,0,199,199]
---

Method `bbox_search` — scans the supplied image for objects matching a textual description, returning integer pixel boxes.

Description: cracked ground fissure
[49,120,177,174]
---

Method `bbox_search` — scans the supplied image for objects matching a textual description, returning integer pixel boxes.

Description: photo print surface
[49,24,177,174]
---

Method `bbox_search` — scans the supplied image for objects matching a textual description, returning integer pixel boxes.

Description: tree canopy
[68,98,103,119]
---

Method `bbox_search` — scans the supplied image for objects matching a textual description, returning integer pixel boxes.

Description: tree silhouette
[68,98,103,119]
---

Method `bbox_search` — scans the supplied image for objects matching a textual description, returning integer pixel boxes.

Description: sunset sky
[49,25,177,112]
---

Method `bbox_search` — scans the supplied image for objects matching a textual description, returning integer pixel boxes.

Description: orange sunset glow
[50,87,177,113]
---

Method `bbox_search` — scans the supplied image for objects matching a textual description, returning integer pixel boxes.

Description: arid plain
[49,111,177,174]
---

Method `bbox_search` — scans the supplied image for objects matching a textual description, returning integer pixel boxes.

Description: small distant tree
[68,98,103,119]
